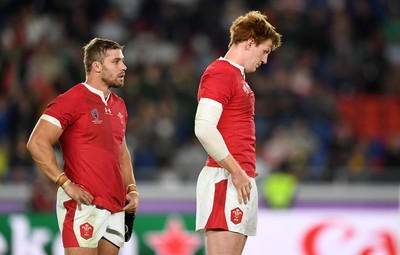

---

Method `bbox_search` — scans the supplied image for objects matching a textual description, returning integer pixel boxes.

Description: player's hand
[124,192,139,242]
[231,170,252,205]
[124,199,136,242]
[63,183,93,211]
[123,192,139,213]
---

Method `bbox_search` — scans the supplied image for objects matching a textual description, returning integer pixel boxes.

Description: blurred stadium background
[0,0,399,254]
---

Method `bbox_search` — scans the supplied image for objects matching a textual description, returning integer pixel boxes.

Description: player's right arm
[194,98,252,204]
[27,117,64,181]
[27,116,93,210]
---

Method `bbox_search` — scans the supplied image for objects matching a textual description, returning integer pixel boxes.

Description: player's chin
[111,80,124,88]
[248,67,257,73]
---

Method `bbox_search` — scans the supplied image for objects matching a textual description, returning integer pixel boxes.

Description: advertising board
[0,207,397,255]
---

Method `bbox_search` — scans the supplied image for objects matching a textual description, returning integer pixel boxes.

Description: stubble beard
[102,76,124,89]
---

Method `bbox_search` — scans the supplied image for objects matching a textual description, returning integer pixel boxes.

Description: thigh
[102,211,125,248]
[64,238,120,255]
[196,167,258,236]
[57,188,110,248]
[196,166,228,232]
[205,230,247,255]
[225,175,258,236]
[65,247,97,255]
[98,237,120,255]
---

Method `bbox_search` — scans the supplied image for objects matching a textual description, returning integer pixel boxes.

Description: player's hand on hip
[232,170,252,205]
[64,183,94,211]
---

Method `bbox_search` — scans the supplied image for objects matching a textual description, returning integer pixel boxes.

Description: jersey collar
[82,82,110,105]
[219,57,245,77]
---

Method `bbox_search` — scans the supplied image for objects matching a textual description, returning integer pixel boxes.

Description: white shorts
[196,166,258,236]
[56,187,125,248]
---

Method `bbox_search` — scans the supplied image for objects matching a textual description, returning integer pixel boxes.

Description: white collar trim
[219,57,245,77]
[82,82,109,105]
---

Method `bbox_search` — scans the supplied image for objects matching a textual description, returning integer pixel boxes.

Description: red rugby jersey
[197,59,256,177]
[44,83,128,212]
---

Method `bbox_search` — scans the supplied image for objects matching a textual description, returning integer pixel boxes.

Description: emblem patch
[242,80,250,95]
[118,112,125,126]
[230,207,243,225]
[104,107,112,115]
[91,108,102,124]
[80,222,94,240]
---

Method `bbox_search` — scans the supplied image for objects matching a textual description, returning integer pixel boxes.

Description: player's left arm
[120,137,138,213]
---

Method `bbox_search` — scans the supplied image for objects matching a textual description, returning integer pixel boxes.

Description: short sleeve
[198,68,235,108]
[43,91,80,130]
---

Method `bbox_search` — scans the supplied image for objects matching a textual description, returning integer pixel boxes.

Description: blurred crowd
[1,0,400,201]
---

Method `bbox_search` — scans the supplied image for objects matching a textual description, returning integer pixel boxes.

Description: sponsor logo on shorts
[231,207,243,225]
[80,222,94,240]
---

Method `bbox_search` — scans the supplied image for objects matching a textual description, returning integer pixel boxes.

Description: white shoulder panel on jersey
[40,114,62,129]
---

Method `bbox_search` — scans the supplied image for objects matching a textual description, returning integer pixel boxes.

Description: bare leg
[205,229,247,255]
[65,247,96,255]
[98,238,120,255]
[64,238,119,255]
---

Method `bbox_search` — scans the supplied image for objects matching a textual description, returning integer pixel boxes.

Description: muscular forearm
[27,119,64,182]
[121,154,135,187]
[217,153,245,176]
[27,139,63,182]
[194,99,247,178]
[120,138,136,187]
[195,98,252,204]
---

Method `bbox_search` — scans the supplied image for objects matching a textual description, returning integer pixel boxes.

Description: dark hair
[229,11,282,50]
[83,38,124,74]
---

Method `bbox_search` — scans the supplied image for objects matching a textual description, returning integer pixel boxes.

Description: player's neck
[84,77,111,99]
[224,45,246,67]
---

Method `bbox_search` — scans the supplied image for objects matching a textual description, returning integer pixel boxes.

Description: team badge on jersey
[91,108,102,124]
[118,112,125,126]
[242,81,250,95]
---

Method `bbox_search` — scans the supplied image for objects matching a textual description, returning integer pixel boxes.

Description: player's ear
[246,38,255,49]
[92,61,102,72]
